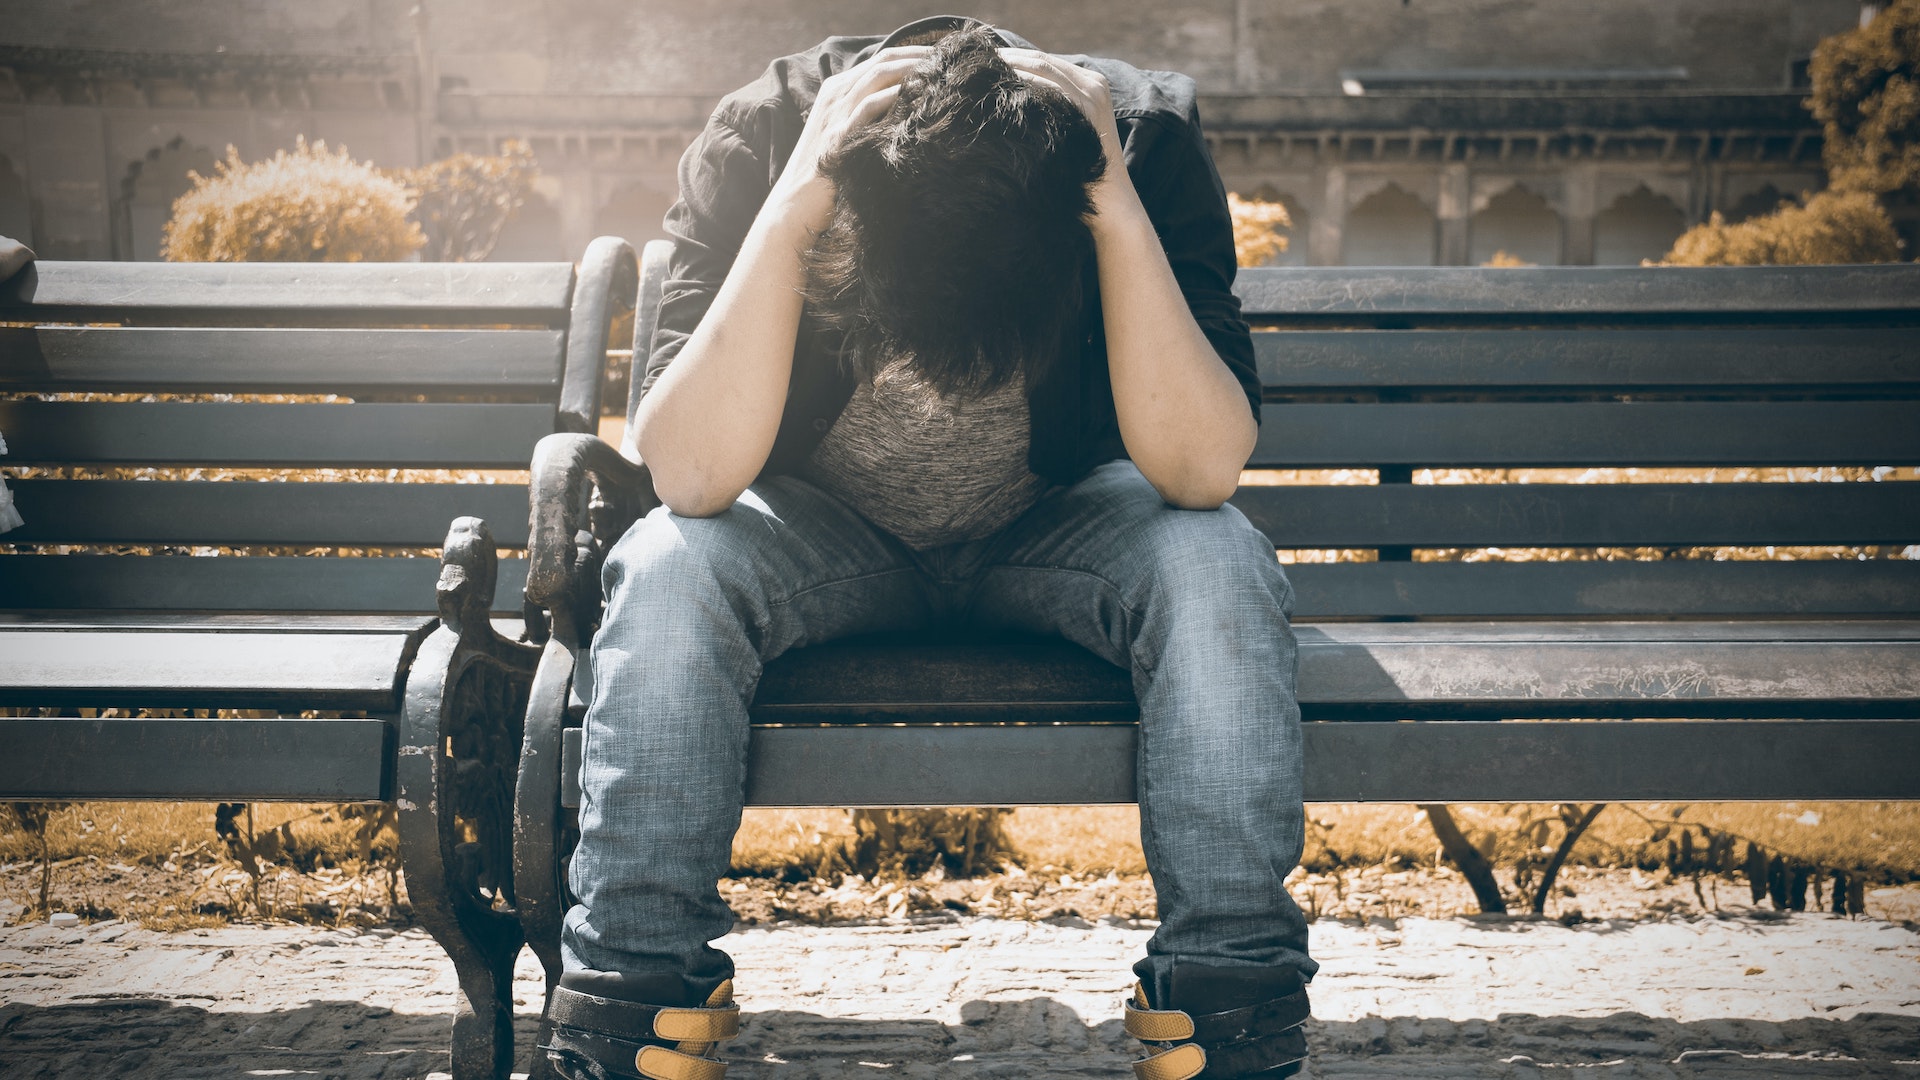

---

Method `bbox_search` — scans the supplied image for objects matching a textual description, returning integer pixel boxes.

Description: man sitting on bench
[543,18,1315,1080]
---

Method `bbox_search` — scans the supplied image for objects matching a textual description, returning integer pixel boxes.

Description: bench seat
[740,622,1920,722]
[552,623,1920,808]
[0,613,436,713]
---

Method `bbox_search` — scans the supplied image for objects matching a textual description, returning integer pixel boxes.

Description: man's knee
[1132,503,1293,620]
[602,504,767,612]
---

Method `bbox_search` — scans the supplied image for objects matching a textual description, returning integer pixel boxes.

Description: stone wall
[0,0,1871,263]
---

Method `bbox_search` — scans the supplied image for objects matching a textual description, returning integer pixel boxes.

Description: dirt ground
[2,865,1918,1078]
[9,853,1920,932]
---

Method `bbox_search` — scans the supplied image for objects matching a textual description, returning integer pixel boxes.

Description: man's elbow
[1159,479,1239,512]
[650,475,741,518]
[1146,459,1245,511]
[643,459,744,518]
[1143,421,1254,510]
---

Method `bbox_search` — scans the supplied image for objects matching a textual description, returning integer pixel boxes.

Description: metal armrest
[556,236,638,434]
[526,432,655,648]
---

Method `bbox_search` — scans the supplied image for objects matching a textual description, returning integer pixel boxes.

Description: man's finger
[848,83,904,128]
[857,45,934,71]
[842,54,929,96]
[998,49,1076,78]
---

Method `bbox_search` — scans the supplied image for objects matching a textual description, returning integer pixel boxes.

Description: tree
[162,138,423,263]
[1810,0,1920,197]
[1661,3,1916,266]
[395,140,540,263]
[1228,193,1292,267]
[1662,190,1902,266]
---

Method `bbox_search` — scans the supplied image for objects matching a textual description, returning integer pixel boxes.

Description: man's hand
[997,49,1118,148]
[1002,49,1256,510]
[769,47,931,233]
[997,49,1136,219]
[637,46,929,518]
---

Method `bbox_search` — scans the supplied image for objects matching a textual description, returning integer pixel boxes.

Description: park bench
[0,238,637,1080]
[504,239,1920,1074]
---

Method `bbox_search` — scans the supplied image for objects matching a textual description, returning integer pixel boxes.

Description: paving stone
[1,914,1917,1077]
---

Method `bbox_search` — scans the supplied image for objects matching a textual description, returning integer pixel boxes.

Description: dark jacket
[642,19,1259,488]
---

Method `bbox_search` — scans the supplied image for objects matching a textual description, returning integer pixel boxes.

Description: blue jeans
[563,460,1315,996]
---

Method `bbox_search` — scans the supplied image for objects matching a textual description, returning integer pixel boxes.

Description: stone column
[1311,166,1345,266]
[1562,164,1597,266]
[1438,163,1470,266]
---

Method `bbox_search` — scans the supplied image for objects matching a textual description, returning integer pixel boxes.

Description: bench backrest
[1231,264,1920,620]
[625,242,1919,622]
[1,241,636,615]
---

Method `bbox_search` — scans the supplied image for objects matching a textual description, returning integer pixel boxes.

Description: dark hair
[803,25,1107,396]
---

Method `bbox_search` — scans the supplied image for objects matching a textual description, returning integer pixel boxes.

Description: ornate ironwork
[400,516,542,1080]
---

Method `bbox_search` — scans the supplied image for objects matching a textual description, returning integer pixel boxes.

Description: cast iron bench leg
[515,638,579,1080]
[399,519,541,1080]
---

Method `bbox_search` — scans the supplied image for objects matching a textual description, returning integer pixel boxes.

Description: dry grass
[6,800,1917,929]
[0,802,402,928]
[729,802,1920,883]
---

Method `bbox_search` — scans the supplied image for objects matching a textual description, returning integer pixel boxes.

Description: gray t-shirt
[798,358,1051,549]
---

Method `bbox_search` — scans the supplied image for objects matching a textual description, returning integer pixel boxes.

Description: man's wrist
[1088,180,1152,246]
[760,178,835,242]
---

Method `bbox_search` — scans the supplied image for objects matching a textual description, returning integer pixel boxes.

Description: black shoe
[1124,964,1310,1079]
[541,972,740,1080]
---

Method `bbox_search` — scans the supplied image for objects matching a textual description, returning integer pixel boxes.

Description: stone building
[0,0,1872,264]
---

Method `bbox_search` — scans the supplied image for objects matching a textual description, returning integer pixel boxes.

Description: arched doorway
[1724,184,1791,224]
[1470,184,1562,266]
[1343,183,1436,266]
[1593,185,1687,265]
[121,137,217,261]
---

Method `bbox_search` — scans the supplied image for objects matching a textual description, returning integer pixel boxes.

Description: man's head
[804,25,1107,396]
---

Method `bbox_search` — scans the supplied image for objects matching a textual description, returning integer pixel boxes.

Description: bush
[1227,193,1292,267]
[1811,0,1920,197]
[395,140,539,263]
[1661,189,1902,265]
[162,138,424,263]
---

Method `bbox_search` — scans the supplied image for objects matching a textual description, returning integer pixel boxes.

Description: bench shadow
[7,996,1913,1079]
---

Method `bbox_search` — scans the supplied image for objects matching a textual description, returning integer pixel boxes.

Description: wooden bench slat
[1253,328,1920,389]
[747,623,1920,719]
[0,625,427,710]
[5,480,531,547]
[0,326,567,393]
[0,718,392,801]
[1296,634,1920,717]
[1249,401,1920,467]
[1230,482,1919,548]
[0,261,576,326]
[0,401,559,467]
[1233,264,1920,320]
[560,719,1920,806]
[1285,560,1920,618]
[0,554,529,614]
[0,612,442,631]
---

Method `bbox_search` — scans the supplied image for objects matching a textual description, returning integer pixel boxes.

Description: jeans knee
[603,505,760,612]
[1136,505,1292,621]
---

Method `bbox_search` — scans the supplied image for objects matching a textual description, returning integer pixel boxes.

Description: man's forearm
[635,49,926,518]
[633,205,816,517]
[1092,195,1259,510]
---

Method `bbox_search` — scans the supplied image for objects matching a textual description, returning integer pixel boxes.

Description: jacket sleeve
[1122,107,1262,426]
[642,111,774,402]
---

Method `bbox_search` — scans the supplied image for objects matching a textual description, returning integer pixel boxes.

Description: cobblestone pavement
[1,913,1916,1078]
